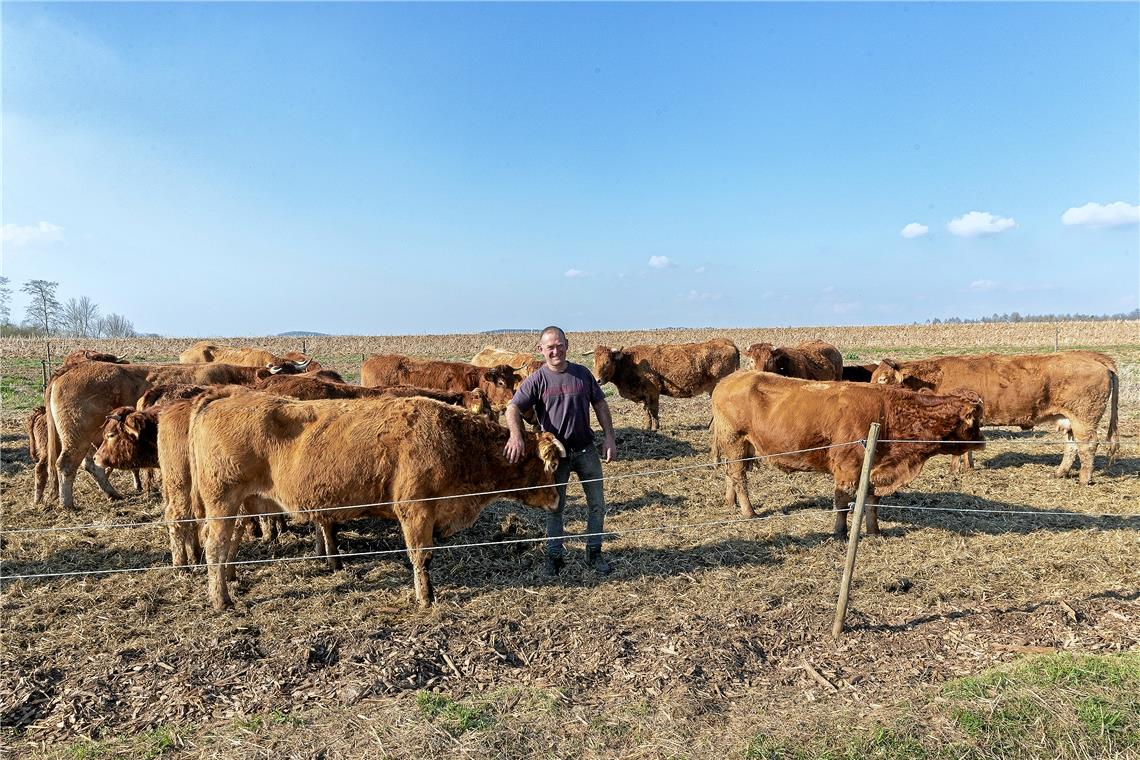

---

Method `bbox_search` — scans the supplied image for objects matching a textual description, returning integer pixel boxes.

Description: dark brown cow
[360,354,520,410]
[841,364,878,382]
[44,362,288,509]
[189,392,564,609]
[871,351,1119,484]
[179,340,322,373]
[711,371,984,537]
[253,374,498,421]
[744,340,843,380]
[592,339,740,430]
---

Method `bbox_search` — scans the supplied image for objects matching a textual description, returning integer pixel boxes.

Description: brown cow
[712,371,984,537]
[871,351,1119,485]
[471,347,543,381]
[253,374,498,421]
[592,339,740,430]
[360,354,520,410]
[189,391,564,609]
[744,340,843,380]
[44,361,289,509]
[179,340,322,373]
[29,352,133,503]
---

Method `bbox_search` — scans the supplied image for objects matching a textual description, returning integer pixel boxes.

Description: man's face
[539,332,568,371]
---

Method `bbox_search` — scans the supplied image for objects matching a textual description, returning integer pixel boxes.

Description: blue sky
[3,2,1138,337]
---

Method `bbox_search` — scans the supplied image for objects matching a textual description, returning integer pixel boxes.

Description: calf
[360,354,519,410]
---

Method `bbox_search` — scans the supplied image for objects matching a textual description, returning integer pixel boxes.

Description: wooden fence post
[832,421,881,638]
[41,360,49,391]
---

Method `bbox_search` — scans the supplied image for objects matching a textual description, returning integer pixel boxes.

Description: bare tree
[62,296,102,338]
[0,276,10,324]
[98,313,136,338]
[21,279,63,336]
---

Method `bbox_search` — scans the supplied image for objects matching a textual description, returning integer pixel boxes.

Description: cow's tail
[44,383,60,500]
[26,406,45,461]
[1105,368,1119,466]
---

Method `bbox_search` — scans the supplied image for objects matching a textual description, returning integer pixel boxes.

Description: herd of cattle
[24,337,1120,608]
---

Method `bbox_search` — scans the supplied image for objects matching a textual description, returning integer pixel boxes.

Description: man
[505,326,617,575]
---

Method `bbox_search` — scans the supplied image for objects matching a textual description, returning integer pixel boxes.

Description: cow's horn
[105,412,125,422]
[268,363,285,374]
[291,358,312,369]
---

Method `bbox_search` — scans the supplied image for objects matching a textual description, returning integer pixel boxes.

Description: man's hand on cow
[504,434,526,464]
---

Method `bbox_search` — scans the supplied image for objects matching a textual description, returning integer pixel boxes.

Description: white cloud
[2,221,65,248]
[564,268,586,278]
[831,301,861,314]
[821,285,836,294]
[683,290,721,301]
[694,265,707,274]
[969,279,997,291]
[900,222,929,238]
[1061,201,1139,228]
[947,211,1017,237]
[649,255,672,269]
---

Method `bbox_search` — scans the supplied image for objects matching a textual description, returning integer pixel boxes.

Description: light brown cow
[179,340,322,373]
[360,354,520,410]
[189,391,564,609]
[745,340,843,380]
[44,362,287,509]
[593,339,740,430]
[712,371,984,537]
[471,347,543,381]
[871,351,1119,485]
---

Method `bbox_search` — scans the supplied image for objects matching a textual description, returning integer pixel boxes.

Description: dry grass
[1,323,1137,759]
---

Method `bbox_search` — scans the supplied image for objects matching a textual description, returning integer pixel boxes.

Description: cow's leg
[56,446,89,510]
[832,488,854,538]
[81,455,126,501]
[397,510,435,607]
[726,461,755,518]
[1053,427,1078,480]
[132,470,144,493]
[863,494,880,536]
[315,522,341,571]
[204,515,236,610]
[33,455,48,504]
[1070,421,1098,486]
[646,390,661,431]
[225,519,247,581]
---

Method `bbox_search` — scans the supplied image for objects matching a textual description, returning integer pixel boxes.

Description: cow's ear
[123,414,143,439]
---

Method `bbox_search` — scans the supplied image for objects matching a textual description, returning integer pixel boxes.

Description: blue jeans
[546,445,607,557]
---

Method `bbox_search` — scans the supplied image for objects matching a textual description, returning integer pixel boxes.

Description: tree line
[0,278,138,338]
[926,309,1139,325]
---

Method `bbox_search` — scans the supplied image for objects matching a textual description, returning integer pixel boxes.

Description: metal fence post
[832,421,881,638]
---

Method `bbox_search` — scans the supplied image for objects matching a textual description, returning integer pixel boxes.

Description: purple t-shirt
[511,363,604,450]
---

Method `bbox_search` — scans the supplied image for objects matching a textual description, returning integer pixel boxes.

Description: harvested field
[1,323,1138,759]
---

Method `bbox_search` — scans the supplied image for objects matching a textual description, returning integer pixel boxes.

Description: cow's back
[629,339,739,397]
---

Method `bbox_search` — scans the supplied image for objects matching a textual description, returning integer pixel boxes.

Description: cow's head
[949,390,985,444]
[745,343,776,372]
[282,352,323,373]
[266,357,312,375]
[535,431,566,473]
[95,406,159,470]
[463,388,499,422]
[479,365,520,409]
[871,359,905,385]
[593,346,621,384]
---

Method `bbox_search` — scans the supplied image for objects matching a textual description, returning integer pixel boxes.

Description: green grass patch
[743,653,1140,760]
[415,690,494,735]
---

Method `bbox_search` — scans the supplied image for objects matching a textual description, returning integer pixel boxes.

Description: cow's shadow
[607,489,688,514]
[981,452,1140,478]
[869,491,1140,537]
[1,432,32,466]
[613,428,699,460]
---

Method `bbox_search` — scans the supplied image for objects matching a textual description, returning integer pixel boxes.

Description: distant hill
[481,328,538,334]
[276,331,329,337]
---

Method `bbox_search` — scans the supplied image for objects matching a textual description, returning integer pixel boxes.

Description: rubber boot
[543,554,565,577]
[586,546,612,575]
